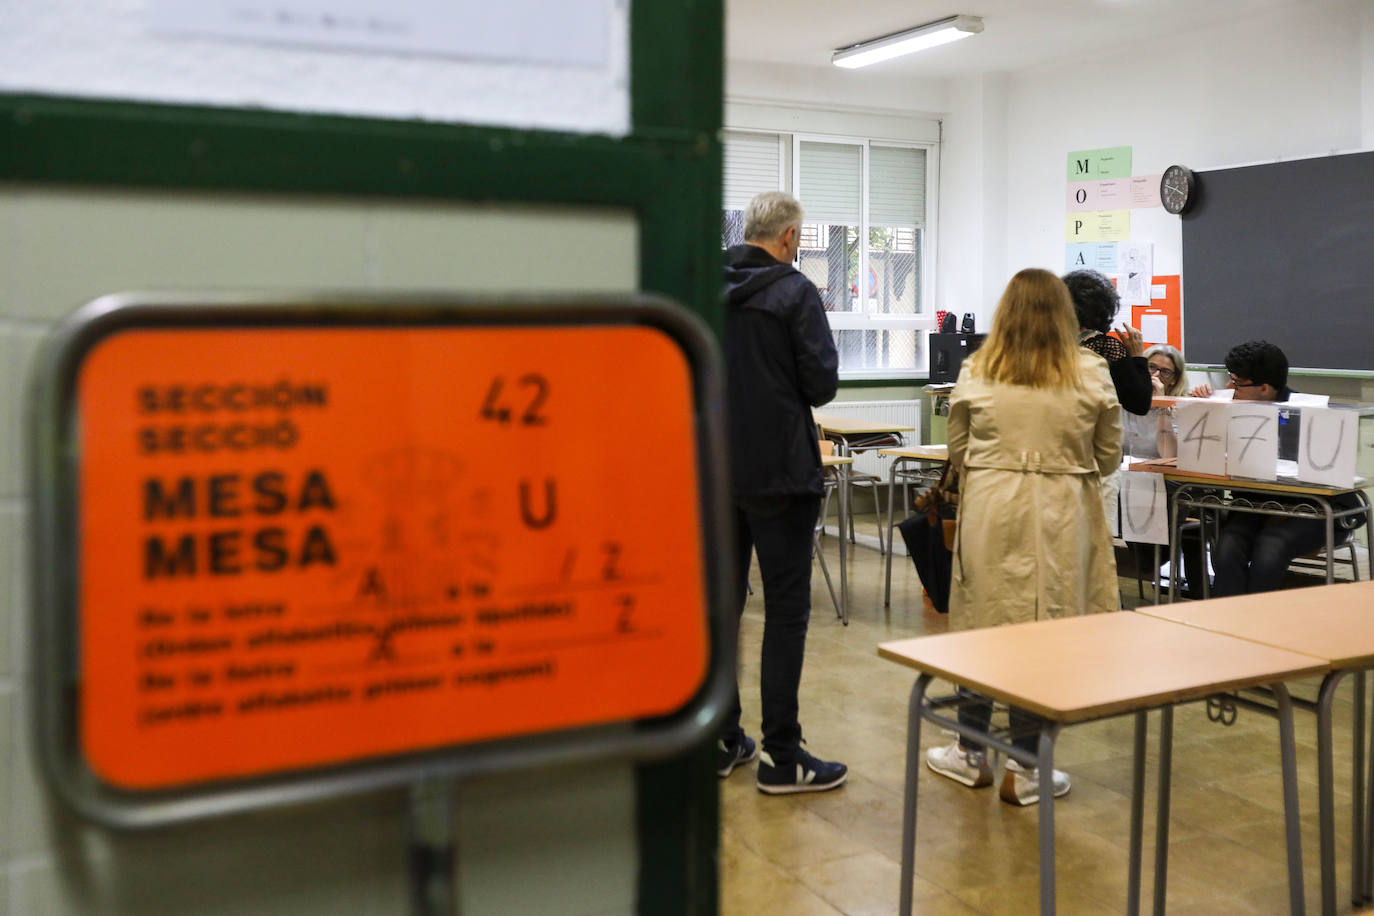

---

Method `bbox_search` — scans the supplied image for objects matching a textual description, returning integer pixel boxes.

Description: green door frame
[0,3,723,913]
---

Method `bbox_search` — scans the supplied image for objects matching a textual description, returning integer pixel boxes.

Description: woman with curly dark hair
[1061,269,1152,416]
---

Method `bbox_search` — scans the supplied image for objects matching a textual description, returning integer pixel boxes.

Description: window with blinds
[721,129,935,378]
[722,132,782,248]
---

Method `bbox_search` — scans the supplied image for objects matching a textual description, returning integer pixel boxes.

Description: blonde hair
[1145,344,1188,396]
[968,268,1082,388]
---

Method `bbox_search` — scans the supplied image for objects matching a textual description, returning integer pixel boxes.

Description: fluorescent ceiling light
[832,15,983,69]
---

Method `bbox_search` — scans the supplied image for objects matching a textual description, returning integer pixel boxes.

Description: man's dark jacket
[724,243,839,497]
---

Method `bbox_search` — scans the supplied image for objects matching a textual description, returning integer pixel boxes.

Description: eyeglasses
[1147,364,1178,382]
[1227,374,1264,389]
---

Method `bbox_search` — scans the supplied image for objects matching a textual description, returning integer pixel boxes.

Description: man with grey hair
[718,191,846,794]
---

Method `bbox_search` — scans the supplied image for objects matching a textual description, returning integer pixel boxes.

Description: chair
[1289,528,1361,581]
[813,508,842,620]
[818,439,887,554]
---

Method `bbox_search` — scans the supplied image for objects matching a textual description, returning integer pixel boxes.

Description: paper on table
[1140,313,1168,344]
[1298,406,1359,487]
[1281,393,1330,407]
[1226,403,1279,480]
[1176,401,1228,475]
[1121,471,1169,545]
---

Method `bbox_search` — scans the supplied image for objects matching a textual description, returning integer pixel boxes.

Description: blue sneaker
[717,735,758,778]
[756,748,847,795]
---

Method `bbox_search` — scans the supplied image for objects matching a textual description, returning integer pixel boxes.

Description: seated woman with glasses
[1123,344,1187,459]
[1125,343,1205,595]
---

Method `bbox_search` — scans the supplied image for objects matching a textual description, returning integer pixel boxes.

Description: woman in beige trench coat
[926,267,1122,806]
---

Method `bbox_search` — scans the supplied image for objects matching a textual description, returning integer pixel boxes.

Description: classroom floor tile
[720,523,1371,914]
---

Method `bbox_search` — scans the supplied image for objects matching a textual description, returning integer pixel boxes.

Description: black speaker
[929,333,987,383]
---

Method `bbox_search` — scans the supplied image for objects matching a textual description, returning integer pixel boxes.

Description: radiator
[819,399,922,479]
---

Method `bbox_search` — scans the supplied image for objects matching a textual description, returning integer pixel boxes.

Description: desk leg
[1168,493,1183,604]
[1200,505,1211,600]
[1323,500,1336,585]
[1153,705,1174,916]
[884,458,901,609]
[1363,670,1374,903]
[1128,712,1147,916]
[1037,727,1060,916]
[839,461,849,626]
[1318,671,1346,916]
[1352,671,1367,906]
[1273,683,1307,916]
[900,674,932,916]
[1152,544,1161,606]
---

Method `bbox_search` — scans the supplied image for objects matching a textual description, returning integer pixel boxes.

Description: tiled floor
[720,515,1369,914]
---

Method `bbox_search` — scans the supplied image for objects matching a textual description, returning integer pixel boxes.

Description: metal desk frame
[899,678,1305,916]
[1166,480,1372,603]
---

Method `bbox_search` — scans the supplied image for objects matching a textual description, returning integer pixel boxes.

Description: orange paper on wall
[1132,274,1182,352]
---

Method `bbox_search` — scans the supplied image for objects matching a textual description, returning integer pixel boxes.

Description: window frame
[792,132,937,378]
[721,118,941,380]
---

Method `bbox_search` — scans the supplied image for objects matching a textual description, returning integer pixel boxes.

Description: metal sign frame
[29,290,734,829]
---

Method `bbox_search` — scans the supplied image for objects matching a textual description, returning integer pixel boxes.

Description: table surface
[878,611,1328,723]
[1138,580,1374,669]
[812,412,915,436]
[878,445,950,461]
[1155,467,1365,498]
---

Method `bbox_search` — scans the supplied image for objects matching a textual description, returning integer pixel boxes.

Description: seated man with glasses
[1190,340,1365,596]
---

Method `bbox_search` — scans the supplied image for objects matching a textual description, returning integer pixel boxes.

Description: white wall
[942,0,1371,336]
[726,59,948,116]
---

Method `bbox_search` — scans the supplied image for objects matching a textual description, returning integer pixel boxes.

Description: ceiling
[726,0,1313,78]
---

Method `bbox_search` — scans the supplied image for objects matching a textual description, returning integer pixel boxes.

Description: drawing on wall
[1118,242,1153,306]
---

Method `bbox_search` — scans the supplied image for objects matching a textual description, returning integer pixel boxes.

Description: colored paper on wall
[1131,274,1181,351]
[1067,146,1133,181]
[1066,209,1130,243]
[1067,178,1129,211]
[1130,175,1163,208]
[1065,242,1119,274]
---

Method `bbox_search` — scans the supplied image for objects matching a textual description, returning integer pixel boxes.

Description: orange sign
[77,325,709,790]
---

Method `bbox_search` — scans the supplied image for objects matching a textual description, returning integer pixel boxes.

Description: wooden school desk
[1141,581,1374,915]
[1157,468,1373,601]
[820,453,854,624]
[877,444,950,608]
[812,411,914,457]
[879,612,1328,916]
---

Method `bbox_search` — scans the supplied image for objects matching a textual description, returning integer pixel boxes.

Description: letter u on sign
[1299,407,1359,487]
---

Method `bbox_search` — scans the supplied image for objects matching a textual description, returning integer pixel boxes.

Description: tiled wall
[0,185,641,915]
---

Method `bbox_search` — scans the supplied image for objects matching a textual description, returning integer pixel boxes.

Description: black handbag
[899,466,959,613]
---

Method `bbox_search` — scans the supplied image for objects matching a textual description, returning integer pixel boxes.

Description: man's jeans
[720,494,820,762]
[1211,513,1329,597]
